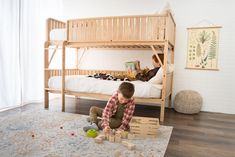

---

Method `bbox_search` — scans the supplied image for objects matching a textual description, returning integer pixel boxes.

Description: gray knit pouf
[174,90,202,114]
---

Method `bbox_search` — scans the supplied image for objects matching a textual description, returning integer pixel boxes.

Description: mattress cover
[48,75,162,98]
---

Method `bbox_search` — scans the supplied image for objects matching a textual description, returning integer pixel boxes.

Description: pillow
[149,67,163,84]
[148,64,174,84]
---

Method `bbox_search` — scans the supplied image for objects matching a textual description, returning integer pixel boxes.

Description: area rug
[0,109,173,157]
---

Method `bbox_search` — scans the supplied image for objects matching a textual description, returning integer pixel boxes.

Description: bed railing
[67,13,175,45]
[46,68,173,98]
[46,18,66,41]
[46,69,126,78]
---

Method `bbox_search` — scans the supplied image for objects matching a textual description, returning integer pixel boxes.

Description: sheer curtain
[0,0,21,110]
[0,0,64,111]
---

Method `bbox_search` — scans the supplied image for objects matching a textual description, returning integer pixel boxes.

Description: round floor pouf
[174,90,202,114]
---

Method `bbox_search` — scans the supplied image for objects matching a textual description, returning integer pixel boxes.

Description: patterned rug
[0,109,173,157]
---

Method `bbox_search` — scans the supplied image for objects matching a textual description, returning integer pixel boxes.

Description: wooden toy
[120,130,128,139]
[122,140,135,150]
[114,150,122,157]
[94,137,103,144]
[114,133,122,143]
[94,134,106,144]
[129,116,159,138]
[97,134,106,140]
[108,134,115,142]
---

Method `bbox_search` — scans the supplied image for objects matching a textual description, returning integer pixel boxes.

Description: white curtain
[0,0,64,110]
[0,0,21,110]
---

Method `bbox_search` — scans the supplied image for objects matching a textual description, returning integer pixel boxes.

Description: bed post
[44,41,50,109]
[151,45,165,122]
[62,41,67,112]
[168,47,175,108]
[160,41,169,122]
[168,18,176,108]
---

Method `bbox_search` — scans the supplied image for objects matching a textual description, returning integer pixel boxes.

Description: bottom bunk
[48,75,163,98]
[44,69,173,122]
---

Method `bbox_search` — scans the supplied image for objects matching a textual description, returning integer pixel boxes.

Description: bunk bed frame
[44,12,176,122]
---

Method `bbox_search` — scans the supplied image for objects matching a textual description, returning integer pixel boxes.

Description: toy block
[120,131,128,139]
[115,130,122,135]
[137,152,144,157]
[127,143,135,150]
[121,140,129,146]
[108,134,115,142]
[105,133,109,140]
[122,140,135,150]
[134,151,144,157]
[130,116,159,127]
[115,133,122,143]
[128,133,146,140]
[114,150,122,157]
[97,134,106,140]
[94,137,103,144]
[128,133,140,140]
[129,116,159,138]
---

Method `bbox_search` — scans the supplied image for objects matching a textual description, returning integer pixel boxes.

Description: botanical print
[186,27,221,70]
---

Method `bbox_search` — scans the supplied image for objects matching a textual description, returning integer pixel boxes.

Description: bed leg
[168,95,172,108]
[61,41,66,112]
[44,90,49,109]
[62,93,65,112]
[160,101,165,123]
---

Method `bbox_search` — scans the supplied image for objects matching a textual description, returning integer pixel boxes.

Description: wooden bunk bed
[44,12,176,122]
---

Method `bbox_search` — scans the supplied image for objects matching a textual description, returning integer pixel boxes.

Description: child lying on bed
[136,54,163,81]
[83,82,135,133]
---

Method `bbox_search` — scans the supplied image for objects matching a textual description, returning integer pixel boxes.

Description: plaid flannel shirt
[101,91,135,130]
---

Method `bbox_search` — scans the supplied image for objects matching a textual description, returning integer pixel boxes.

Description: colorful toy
[86,129,98,138]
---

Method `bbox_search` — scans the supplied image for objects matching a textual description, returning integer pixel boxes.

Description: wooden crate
[129,116,160,137]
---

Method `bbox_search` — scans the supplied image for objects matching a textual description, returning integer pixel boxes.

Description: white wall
[60,0,235,114]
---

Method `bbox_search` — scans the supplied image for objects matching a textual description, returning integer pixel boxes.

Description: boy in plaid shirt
[83,82,135,133]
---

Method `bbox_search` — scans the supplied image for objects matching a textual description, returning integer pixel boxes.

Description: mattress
[50,28,67,41]
[48,75,162,98]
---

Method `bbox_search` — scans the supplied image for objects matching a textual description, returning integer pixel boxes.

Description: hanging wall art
[186,26,222,70]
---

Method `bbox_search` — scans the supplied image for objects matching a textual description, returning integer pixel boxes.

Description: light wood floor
[2,97,235,157]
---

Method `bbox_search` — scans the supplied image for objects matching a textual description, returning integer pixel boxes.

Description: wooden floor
[3,97,235,157]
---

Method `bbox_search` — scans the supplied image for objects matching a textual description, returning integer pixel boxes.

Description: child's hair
[152,54,164,64]
[118,82,135,99]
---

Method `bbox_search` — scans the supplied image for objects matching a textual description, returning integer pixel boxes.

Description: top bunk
[46,12,176,49]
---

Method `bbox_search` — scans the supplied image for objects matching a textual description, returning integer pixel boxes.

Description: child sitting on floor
[83,82,135,134]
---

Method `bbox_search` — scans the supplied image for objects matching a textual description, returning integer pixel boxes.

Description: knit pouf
[174,90,202,114]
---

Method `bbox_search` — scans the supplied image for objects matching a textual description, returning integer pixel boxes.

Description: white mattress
[50,28,67,41]
[48,75,162,98]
